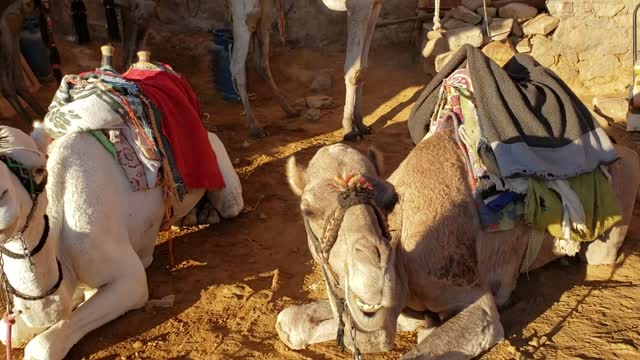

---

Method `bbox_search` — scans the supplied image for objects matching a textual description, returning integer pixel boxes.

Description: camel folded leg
[276,300,337,350]
[22,248,148,360]
[401,291,504,360]
[256,0,300,118]
[341,0,382,141]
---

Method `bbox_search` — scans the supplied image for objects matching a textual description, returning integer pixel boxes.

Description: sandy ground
[1,32,639,359]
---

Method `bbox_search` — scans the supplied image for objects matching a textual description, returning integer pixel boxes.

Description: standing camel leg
[342,0,382,141]
[256,0,300,118]
[231,0,268,138]
[17,88,46,117]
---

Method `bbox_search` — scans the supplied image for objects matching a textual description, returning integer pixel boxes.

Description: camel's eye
[300,202,319,219]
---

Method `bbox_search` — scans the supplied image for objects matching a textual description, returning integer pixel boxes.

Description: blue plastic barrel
[210,29,241,103]
[19,16,52,81]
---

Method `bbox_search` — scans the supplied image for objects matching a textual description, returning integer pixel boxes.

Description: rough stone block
[592,97,628,120]
[523,14,560,36]
[446,26,484,50]
[444,18,474,30]
[546,1,574,20]
[435,50,457,72]
[498,3,538,22]
[462,0,484,11]
[448,6,482,25]
[476,6,497,20]
[482,40,517,67]
[489,18,514,41]
[516,37,531,53]
[530,35,557,67]
[577,55,619,82]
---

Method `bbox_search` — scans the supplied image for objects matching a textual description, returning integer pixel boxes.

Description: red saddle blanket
[123,67,225,190]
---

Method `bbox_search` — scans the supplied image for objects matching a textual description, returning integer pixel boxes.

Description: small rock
[476,6,497,20]
[539,336,549,346]
[448,6,482,25]
[232,158,240,165]
[305,95,333,109]
[489,18,514,41]
[241,140,250,149]
[444,18,473,30]
[305,108,321,121]
[461,0,483,11]
[592,97,628,120]
[515,37,531,53]
[522,14,560,36]
[145,294,175,310]
[482,40,516,67]
[446,26,484,50]
[132,340,144,350]
[435,50,456,72]
[310,70,332,91]
[528,337,540,348]
[498,3,538,23]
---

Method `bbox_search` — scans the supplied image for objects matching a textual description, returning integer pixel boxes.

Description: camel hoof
[359,125,373,135]
[285,108,301,118]
[342,130,362,142]
[250,127,269,139]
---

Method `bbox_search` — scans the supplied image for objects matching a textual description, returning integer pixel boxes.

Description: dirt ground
[2,32,640,360]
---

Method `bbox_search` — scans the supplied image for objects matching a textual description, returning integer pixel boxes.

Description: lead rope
[482,0,491,38]
[433,0,441,30]
[0,253,15,360]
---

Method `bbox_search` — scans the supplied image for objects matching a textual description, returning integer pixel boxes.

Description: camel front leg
[16,88,46,118]
[342,0,382,141]
[401,291,503,360]
[22,251,149,360]
[231,1,268,138]
[5,94,32,123]
[256,0,299,118]
[276,300,338,350]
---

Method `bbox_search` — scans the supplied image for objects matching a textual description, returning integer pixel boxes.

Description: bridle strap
[4,259,63,301]
[0,215,49,259]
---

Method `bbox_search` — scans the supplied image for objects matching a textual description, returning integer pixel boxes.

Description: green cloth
[525,169,622,242]
[90,130,117,159]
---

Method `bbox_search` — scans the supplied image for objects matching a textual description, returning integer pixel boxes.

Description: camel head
[0,125,47,244]
[286,144,403,352]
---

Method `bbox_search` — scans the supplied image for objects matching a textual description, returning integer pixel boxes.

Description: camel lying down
[276,131,640,358]
[0,124,243,360]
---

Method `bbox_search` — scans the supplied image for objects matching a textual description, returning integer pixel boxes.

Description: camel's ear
[286,156,307,197]
[367,147,384,176]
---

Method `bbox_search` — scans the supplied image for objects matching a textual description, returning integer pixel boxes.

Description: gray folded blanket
[408,44,619,179]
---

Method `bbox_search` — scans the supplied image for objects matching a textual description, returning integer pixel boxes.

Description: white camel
[0,123,244,360]
[120,0,383,140]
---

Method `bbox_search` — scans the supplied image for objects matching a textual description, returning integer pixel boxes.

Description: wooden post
[137,50,151,62]
[100,44,115,68]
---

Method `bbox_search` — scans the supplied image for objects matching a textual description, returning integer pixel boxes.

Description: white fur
[0,127,243,359]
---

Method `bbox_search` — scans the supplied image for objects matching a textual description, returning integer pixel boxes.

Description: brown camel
[276,131,640,358]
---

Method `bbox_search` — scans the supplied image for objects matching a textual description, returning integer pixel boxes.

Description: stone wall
[545,0,633,98]
[50,0,417,49]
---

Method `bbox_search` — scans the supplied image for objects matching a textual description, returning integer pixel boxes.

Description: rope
[433,0,441,30]
[482,0,491,38]
[4,312,15,360]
